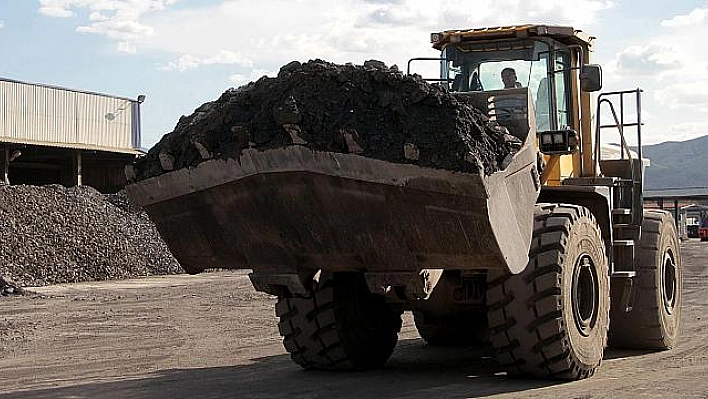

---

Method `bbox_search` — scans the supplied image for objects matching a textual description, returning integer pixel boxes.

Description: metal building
[644,187,708,240]
[0,77,144,193]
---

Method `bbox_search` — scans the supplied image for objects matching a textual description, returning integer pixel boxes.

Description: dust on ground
[0,241,706,399]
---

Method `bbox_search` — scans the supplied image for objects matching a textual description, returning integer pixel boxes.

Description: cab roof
[431,24,594,50]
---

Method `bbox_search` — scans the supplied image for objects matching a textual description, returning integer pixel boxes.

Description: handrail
[593,89,643,178]
[406,57,447,76]
[406,57,455,87]
[598,99,632,160]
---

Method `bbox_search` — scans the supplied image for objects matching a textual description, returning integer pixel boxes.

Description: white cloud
[606,8,708,86]
[661,7,708,28]
[117,41,137,54]
[662,121,708,143]
[37,0,179,50]
[208,50,253,66]
[162,50,253,72]
[601,6,708,144]
[142,0,613,74]
[163,54,198,72]
[609,44,682,76]
[656,82,708,112]
[230,69,276,87]
[0,21,5,30]
[38,2,74,18]
[440,0,613,29]
[77,18,154,41]
[89,12,110,22]
[358,3,435,27]
[35,0,615,70]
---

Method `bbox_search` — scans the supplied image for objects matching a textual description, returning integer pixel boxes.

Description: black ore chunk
[132,59,519,181]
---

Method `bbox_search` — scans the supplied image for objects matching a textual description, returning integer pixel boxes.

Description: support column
[674,198,679,228]
[75,150,83,186]
[3,146,9,185]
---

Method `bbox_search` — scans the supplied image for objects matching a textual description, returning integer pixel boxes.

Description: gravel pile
[0,185,181,288]
[131,59,521,182]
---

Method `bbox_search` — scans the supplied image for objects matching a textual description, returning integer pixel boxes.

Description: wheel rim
[572,254,600,337]
[662,248,677,315]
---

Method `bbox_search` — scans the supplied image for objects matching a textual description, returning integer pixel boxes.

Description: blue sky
[0,0,706,148]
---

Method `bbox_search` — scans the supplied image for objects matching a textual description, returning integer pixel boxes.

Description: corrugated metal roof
[644,187,708,199]
[0,137,143,155]
[0,76,137,102]
[0,77,142,153]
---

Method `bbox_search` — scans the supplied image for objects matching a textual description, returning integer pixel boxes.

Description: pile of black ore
[0,185,181,288]
[131,59,521,182]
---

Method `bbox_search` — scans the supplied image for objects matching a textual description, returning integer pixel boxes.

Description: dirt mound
[0,185,181,287]
[132,59,521,181]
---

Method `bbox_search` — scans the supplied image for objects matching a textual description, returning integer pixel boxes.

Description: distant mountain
[642,135,708,190]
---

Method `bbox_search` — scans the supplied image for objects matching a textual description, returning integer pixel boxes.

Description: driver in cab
[501,67,522,89]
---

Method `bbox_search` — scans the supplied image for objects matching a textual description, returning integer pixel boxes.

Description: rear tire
[487,204,610,380]
[276,272,402,370]
[608,210,682,349]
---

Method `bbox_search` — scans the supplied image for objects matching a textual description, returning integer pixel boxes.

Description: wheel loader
[126,24,682,380]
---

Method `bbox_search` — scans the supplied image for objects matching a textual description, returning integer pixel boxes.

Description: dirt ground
[1,241,707,399]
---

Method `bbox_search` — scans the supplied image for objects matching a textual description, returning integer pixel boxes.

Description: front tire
[487,204,610,380]
[276,272,402,370]
[608,210,682,349]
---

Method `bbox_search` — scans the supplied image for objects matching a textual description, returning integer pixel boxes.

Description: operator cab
[443,38,560,133]
[411,25,602,159]
[435,26,596,133]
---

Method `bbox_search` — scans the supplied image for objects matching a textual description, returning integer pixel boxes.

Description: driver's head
[501,68,518,89]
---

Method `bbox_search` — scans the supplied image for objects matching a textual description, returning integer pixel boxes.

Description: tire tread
[276,274,401,370]
[488,203,609,380]
[608,210,682,349]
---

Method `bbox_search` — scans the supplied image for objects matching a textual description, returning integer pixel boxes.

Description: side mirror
[580,64,602,92]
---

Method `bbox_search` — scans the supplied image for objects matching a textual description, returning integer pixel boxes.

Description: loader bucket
[127,130,539,279]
